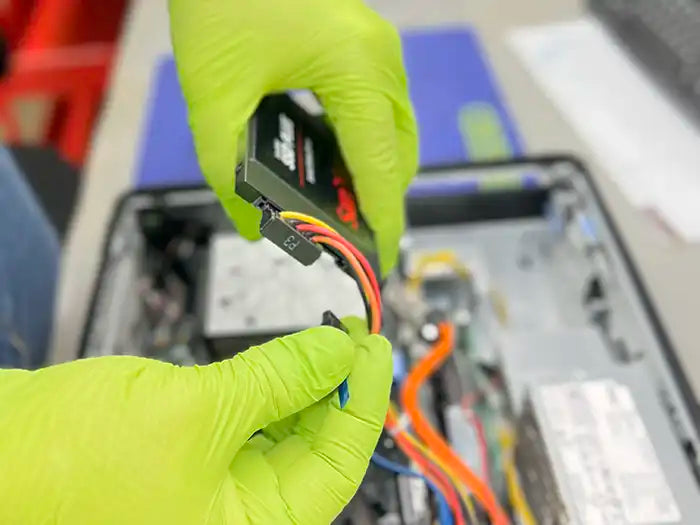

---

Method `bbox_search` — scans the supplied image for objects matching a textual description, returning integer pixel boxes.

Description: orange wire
[310,235,381,333]
[296,223,381,308]
[292,217,471,522]
[385,410,466,525]
[303,222,472,522]
[400,323,510,525]
[392,428,467,525]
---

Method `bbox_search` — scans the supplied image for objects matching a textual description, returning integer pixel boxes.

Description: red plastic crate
[0,0,128,166]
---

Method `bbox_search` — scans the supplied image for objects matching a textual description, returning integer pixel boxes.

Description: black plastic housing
[236,94,379,275]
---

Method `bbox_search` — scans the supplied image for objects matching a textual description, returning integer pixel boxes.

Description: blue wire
[371,452,454,525]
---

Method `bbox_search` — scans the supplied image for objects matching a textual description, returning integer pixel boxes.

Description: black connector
[584,275,605,303]
[322,310,350,408]
[236,94,380,276]
[259,205,322,266]
[322,310,349,334]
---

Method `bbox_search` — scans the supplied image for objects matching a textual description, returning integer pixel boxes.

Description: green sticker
[458,102,512,160]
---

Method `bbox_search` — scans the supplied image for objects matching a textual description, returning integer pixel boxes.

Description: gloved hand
[169,0,418,274]
[0,319,392,524]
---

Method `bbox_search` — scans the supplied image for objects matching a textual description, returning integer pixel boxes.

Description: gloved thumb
[170,0,264,240]
[181,86,262,240]
[201,326,355,456]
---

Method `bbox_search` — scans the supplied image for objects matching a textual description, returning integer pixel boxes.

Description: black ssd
[235,94,380,275]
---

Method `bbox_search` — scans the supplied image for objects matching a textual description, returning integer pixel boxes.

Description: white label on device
[408,475,428,516]
[273,112,296,171]
[398,472,428,522]
[539,380,681,524]
[304,137,316,184]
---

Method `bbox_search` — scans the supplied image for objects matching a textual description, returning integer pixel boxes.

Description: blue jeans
[0,148,59,368]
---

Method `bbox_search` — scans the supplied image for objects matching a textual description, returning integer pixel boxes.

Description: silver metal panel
[521,365,700,525]
[498,327,613,412]
[204,233,364,337]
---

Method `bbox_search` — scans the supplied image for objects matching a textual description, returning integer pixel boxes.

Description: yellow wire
[279,211,339,234]
[489,289,509,326]
[280,221,483,520]
[404,430,480,524]
[498,427,537,525]
[409,250,471,290]
[389,403,479,523]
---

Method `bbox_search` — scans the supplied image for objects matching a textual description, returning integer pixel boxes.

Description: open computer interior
[82,157,700,525]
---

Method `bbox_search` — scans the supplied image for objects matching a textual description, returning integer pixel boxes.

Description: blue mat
[136,27,523,187]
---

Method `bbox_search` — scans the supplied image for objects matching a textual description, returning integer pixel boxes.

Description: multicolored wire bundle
[279,211,381,335]
[280,210,511,525]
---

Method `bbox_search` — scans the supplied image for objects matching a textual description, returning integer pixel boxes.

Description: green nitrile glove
[0,322,392,524]
[169,0,419,274]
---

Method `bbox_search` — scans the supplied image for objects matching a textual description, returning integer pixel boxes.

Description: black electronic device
[236,94,380,275]
[590,0,700,125]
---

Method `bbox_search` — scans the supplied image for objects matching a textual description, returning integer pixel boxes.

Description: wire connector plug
[322,310,350,409]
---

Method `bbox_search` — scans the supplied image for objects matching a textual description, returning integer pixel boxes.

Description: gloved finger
[206,326,355,454]
[246,433,276,454]
[224,443,290,524]
[318,86,404,276]
[259,333,391,468]
[260,389,330,452]
[340,315,369,341]
[257,334,389,514]
[394,96,420,192]
[170,1,263,239]
[262,413,302,443]
[371,22,419,192]
[385,31,419,192]
[271,332,392,524]
[326,14,418,247]
[257,318,371,445]
[186,95,263,240]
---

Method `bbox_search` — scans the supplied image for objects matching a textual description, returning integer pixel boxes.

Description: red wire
[391,428,466,525]
[295,223,382,310]
[309,234,381,333]
[293,220,470,521]
[462,396,491,490]
[401,323,510,525]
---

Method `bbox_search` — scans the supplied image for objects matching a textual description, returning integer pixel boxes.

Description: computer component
[517,365,700,525]
[82,157,700,524]
[203,232,363,356]
[498,327,614,412]
[236,94,379,273]
[590,0,700,124]
[337,434,432,525]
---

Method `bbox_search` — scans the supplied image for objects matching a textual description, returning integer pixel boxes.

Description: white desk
[53,0,700,399]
